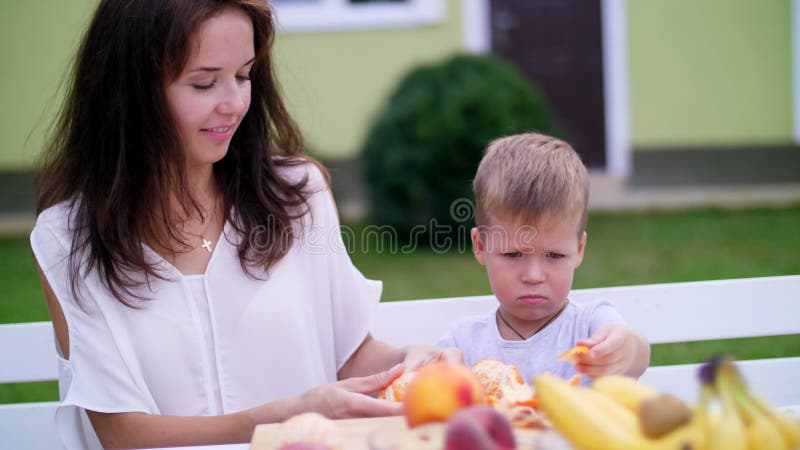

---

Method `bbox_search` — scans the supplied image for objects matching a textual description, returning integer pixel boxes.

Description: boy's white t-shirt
[29,163,381,449]
[435,299,625,384]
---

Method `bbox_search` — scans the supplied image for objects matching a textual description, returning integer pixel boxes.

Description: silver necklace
[496,299,569,340]
[182,200,218,253]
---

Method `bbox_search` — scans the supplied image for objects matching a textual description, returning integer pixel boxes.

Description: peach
[403,362,485,427]
[444,413,495,450]
[445,405,516,450]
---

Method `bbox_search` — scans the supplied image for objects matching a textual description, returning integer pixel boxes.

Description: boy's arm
[575,324,651,378]
[626,328,651,376]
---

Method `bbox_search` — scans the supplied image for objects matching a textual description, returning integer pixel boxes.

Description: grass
[0,236,48,323]
[350,205,800,299]
[2,205,799,403]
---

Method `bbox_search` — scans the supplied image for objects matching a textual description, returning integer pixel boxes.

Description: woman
[31,1,460,448]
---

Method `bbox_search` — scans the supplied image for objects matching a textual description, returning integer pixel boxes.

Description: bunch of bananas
[706,356,800,450]
[532,356,800,450]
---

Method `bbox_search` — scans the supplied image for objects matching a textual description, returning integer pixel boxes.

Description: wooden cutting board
[251,416,407,450]
[251,415,542,450]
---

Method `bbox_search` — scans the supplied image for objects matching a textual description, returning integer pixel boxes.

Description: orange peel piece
[513,397,539,409]
[378,371,416,402]
[557,345,589,364]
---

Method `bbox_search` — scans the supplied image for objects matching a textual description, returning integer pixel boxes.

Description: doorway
[490,0,607,168]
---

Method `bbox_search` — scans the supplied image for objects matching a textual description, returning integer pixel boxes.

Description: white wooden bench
[2,275,798,448]
[372,274,800,408]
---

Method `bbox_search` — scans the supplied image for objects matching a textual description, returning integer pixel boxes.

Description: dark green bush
[360,53,558,243]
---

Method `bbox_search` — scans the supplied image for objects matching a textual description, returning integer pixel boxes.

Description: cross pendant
[201,239,213,253]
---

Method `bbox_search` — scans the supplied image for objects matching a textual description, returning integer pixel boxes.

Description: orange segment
[379,371,416,402]
[557,345,589,364]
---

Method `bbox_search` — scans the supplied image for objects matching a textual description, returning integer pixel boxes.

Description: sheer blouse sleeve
[30,204,154,415]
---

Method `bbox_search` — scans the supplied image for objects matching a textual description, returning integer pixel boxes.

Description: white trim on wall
[601,0,632,177]
[271,0,446,33]
[462,0,491,54]
[792,0,800,143]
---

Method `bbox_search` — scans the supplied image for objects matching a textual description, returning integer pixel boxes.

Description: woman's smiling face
[165,6,255,169]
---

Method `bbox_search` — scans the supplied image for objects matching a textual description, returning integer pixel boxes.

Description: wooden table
[252,416,413,450]
[251,415,542,450]
[143,405,800,450]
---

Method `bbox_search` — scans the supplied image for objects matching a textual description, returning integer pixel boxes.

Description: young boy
[436,132,650,382]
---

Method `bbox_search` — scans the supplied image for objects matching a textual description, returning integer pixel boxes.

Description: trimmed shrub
[360,54,558,244]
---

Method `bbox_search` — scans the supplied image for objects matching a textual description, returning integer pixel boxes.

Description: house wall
[0,0,794,177]
[0,1,97,170]
[0,0,462,171]
[627,0,793,149]
[273,0,463,159]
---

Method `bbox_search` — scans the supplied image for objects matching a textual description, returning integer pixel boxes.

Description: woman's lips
[201,125,234,141]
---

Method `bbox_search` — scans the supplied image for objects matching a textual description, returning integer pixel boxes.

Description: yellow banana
[593,375,659,412]
[728,372,786,449]
[721,358,800,449]
[637,385,711,450]
[582,386,642,436]
[746,415,788,450]
[740,385,800,449]
[753,405,800,450]
[534,375,642,450]
[536,374,710,450]
[708,363,748,450]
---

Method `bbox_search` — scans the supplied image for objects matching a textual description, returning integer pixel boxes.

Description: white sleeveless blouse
[30,163,381,449]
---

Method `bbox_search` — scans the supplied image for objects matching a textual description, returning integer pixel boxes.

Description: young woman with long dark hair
[31,1,460,448]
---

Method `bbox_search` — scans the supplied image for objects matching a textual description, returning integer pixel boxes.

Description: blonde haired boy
[436,133,650,382]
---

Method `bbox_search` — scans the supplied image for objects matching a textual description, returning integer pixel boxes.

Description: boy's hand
[574,325,650,378]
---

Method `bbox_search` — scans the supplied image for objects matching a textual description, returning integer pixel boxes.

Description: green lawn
[2,205,799,403]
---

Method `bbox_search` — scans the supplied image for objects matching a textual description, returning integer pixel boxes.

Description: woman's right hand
[299,363,405,419]
[86,365,407,449]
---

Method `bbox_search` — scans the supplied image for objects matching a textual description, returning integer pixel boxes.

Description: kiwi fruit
[638,394,692,438]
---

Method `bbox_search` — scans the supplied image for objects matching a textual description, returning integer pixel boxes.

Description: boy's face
[471,214,586,333]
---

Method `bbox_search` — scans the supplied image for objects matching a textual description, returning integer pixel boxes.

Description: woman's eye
[503,252,522,258]
[192,81,215,90]
[546,252,565,259]
[236,74,251,82]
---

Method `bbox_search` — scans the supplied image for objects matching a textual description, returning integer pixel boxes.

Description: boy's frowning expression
[472,213,586,338]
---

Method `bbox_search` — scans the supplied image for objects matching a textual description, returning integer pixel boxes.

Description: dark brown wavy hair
[36,0,324,306]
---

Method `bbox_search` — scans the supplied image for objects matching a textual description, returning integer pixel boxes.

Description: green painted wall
[0,0,462,169]
[4,0,793,170]
[0,1,97,170]
[628,0,793,149]
[273,0,463,159]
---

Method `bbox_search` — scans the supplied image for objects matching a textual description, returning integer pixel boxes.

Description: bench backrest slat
[640,356,800,406]
[2,275,798,384]
[0,321,59,384]
[372,275,800,347]
[0,402,62,449]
